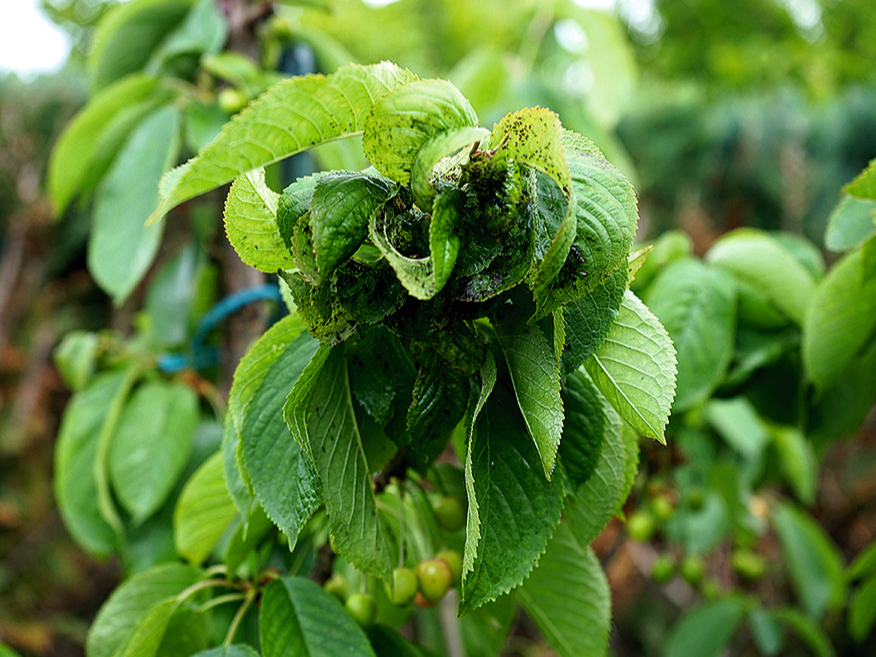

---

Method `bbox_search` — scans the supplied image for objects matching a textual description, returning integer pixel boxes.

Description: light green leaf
[705,397,769,460]
[310,172,394,276]
[706,228,815,324]
[629,229,693,294]
[803,244,876,389]
[117,597,208,657]
[190,647,260,657]
[460,375,565,613]
[86,562,203,657]
[151,62,417,223]
[463,352,497,580]
[260,577,376,657]
[224,168,297,273]
[109,380,198,523]
[517,524,611,657]
[88,0,195,91]
[849,576,876,642]
[88,105,180,303]
[563,380,625,546]
[48,75,172,214]
[645,259,737,411]
[493,306,564,479]
[362,79,478,186]
[771,503,845,619]
[411,126,489,209]
[173,452,237,564]
[845,158,876,200]
[771,426,817,505]
[238,324,322,546]
[665,598,749,657]
[289,347,392,579]
[54,330,99,392]
[147,0,227,71]
[749,607,785,656]
[825,197,876,252]
[54,367,140,555]
[585,290,677,443]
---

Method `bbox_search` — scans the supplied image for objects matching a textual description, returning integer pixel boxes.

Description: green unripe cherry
[433,496,466,532]
[323,573,347,601]
[626,510,656,542]
[384,567,419,606]
[731,549,766,581]
[416,557,453,602]
[217,87,247,114]
[650,494,675,523]
[345,592,378,627]
[436,549,462,586]
[650,554,675,584]
[680,554,705,585]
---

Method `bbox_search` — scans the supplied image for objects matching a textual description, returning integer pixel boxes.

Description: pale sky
[0,0,72,75]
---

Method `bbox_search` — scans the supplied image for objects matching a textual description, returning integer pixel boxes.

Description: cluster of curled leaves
[153,62,676,620]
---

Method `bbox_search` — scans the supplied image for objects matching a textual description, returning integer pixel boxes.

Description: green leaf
[849,576,876,641]
[493,305,564,479]
[173,451,237,564]
[802,244,876,389]
[411,126,489,209]
[645,259,737,411]
[560,265,627,375]
[48,74,173,214]
[771,607,835,657]
[362,79,478,186]
[109,380,198,523]
[151,62,417,223]
[88,0,195,90]
[705,398,769,460]
[749,607,785,657]
[310,172,394,277]
[86,562,203,657]
[190,647,260,657]
[429,187,464,293]
[706,228,815,324]
[848,542,876,580]
[88,105,181,303]
[462,353,497,581]
[534,144,638,320]
[517,524,611,657]
[366,625,428,657]
[845,158,876,200]
[770,426,817,505]
[238,324,322,546]
[825,197,876,252]
[224,168,297,273]
[0,644,22,657]
[585,290,677,443]
[459,595,517,657]
[116,597,208,657]
[460,374,565,613]
[664,598,749,657]
[54,330,99,391]
[563,381,625,546]
[260,577,376,657]
[54,368,139,555]
[276,173,326,250]
[771,502,845,619]
[368,191,436,300]
[147,0,227,71]
[629,229,693,293]
[558,369,607,488]
[287,346,393,579]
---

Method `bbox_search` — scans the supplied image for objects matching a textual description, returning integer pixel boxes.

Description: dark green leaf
[310,172,394,277]
[260,577,376,657]
[460,374,564,613]
[239,325,322,547]
[558,369,607,488]
[849,576,876,641]
[749,607,785,656]
[771,607,835,657]
[664,598,748,657]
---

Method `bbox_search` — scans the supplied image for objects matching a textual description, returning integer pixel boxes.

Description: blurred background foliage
[1,0,875,655]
